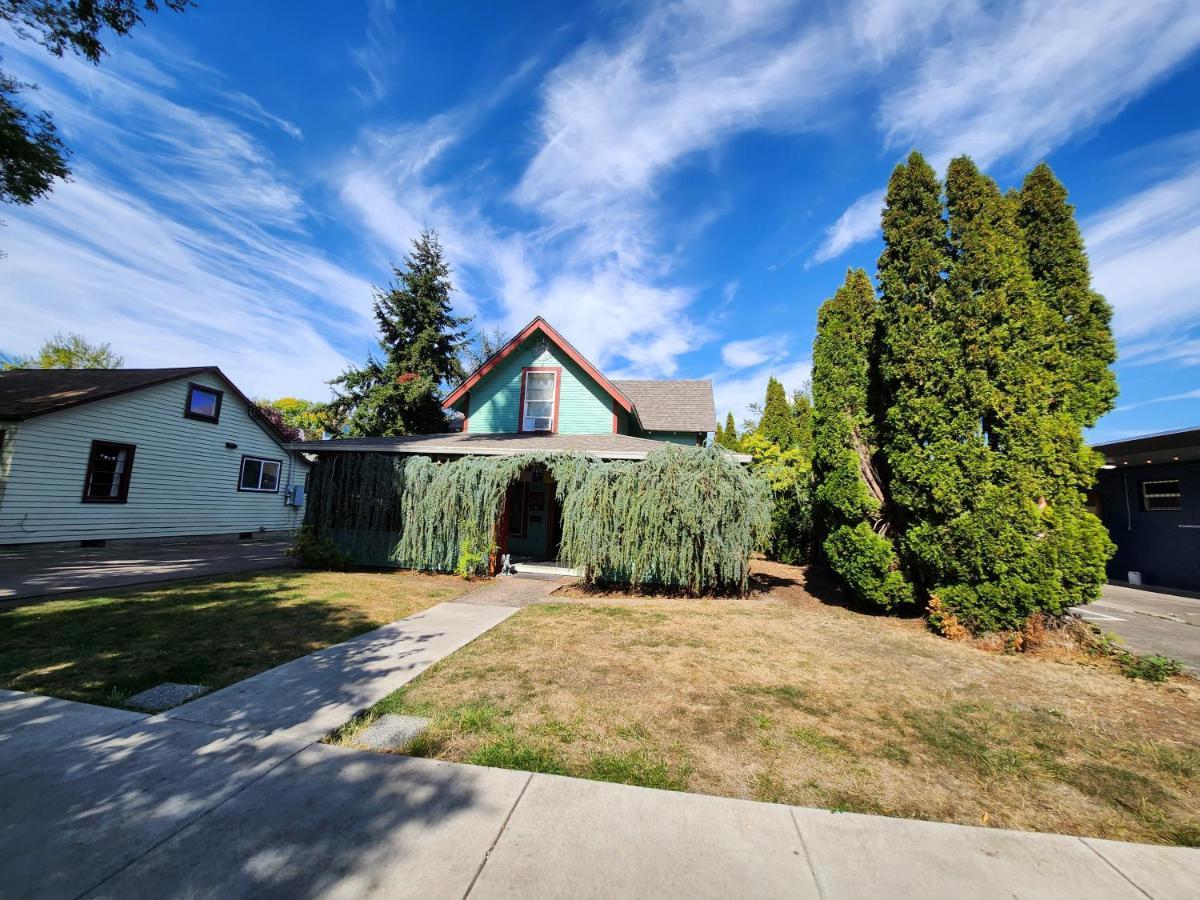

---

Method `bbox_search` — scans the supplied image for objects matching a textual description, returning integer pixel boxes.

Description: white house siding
[0,373,309,545]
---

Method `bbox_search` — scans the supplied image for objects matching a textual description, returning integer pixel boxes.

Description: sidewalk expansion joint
[462,771,533,899]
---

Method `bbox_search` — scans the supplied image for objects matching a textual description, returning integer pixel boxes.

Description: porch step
[509,560,582,578]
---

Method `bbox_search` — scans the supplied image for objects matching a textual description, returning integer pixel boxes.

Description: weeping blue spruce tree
[812,151,1115,633]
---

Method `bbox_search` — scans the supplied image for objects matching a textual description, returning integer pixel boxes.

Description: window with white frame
[522,370,557,432]
[1141,480,1181,511]
[239,456,282,492]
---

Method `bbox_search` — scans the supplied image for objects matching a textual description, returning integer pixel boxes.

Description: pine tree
[812,268,911,609]
[331,231,472,437]
[714,419,724,448]
[1017,163,1118,428]
[758,377,796,449]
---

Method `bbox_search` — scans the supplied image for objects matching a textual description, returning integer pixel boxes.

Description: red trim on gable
[518,367,561,433]
[443,317,634,414]
[612,397,619,433]
[461,392,469,433]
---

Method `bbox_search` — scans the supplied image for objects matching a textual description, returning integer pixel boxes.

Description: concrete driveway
[0,537,295,601]
[1074,584,1200,673]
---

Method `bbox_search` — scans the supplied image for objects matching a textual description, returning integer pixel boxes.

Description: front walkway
[1,582,1196,898]
[0,537,295,601]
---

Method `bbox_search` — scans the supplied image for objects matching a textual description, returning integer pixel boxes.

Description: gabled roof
[0,366,296,448]
[612,380,716,433]
[0,367,211,420]
[443,317,635,415]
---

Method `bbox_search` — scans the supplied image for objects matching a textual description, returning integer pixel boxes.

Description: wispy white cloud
[351,0,400,102]
[813,0,1200,263]
[1115,389,1200,414]
[0,31,371,399]
[811,189,883,264]
[1085,153,1200,340]
[721,334,789,370]
[713,358,813,428]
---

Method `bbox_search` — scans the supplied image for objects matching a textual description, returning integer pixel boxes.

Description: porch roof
[289,432,749,462]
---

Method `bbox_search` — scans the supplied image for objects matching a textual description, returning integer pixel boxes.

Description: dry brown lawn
[334,560,1200,846]
[0,570,469,706]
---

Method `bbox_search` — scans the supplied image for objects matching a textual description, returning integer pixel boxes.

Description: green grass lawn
[0,570,469,707]
[330,560,1200,847]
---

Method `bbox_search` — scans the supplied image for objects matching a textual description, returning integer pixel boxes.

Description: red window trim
[518,367,561,433]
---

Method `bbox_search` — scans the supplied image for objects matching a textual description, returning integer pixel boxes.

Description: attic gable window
[185,383,223,423]
[521,369,558,432]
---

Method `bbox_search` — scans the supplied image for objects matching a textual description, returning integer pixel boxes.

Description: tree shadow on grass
[0,572,388,706]
[750,562,927,620]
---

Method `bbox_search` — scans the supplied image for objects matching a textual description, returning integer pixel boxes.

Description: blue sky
[1,0,1198,441]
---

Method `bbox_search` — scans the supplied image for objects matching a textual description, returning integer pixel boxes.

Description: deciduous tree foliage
[330,230,471,437]
[812,152,1114,633]
[2,331,122,368]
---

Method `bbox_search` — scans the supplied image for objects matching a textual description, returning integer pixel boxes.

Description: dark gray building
[1091,427,1200,591]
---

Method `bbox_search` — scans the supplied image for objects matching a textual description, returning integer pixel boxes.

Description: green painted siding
[462,336,615,434]
[0,373,309,545]
[639,430,703,446]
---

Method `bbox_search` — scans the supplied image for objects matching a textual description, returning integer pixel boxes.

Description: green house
[0,367,310,547]
[292,317,720,564]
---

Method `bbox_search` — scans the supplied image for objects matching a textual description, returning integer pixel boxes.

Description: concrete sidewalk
[0,537,295,601]
[1,690,1195,899]
[166,601,519,743]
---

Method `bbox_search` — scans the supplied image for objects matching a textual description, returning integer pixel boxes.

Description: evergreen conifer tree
[717,411,740,450]
[758,377,796,449]
[812,268,911,609]
[1017,163,1118,428]
[791,388,814,466]
[331,231,471,437]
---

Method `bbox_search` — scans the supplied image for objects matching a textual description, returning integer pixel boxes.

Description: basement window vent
[1141,480,1181,511]
[80,539,107,548]
[238,532,254,540]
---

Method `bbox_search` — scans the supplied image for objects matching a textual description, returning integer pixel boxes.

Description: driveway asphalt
[0,537,295,601]
[2,584,1197,898]
[1074,583,1200,673]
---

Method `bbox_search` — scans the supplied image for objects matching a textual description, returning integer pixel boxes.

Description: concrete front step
[508,560,582,578]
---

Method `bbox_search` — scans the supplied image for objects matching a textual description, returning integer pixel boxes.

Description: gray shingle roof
[613,380,716,433]
[290,432,700,461]
[0,367,211,420]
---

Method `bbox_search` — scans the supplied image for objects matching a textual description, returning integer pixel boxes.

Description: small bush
[823,522,913,611]
[288,526,353,570]
[1119,654,1183,684]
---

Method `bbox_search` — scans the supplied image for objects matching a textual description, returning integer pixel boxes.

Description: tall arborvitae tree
[758,377,797,449]
[1017,163,1118,427]
[791,387,814,466]
[717,411,740,450]
[814,151,1114,632]
[331,230,471,436]
[812,268,911,609]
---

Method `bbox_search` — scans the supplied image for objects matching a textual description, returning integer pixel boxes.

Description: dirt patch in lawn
[333,559,1200,846]
[0,570,469,706]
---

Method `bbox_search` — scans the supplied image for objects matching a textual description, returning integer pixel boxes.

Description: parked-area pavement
[1074,583,1200,673]
[2,582,1197,899]
[0,537,294,601]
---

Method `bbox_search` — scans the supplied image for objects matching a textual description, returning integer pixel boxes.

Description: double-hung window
[82,440,136,503]
[522,370,557,432]
[239,456,281,492]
